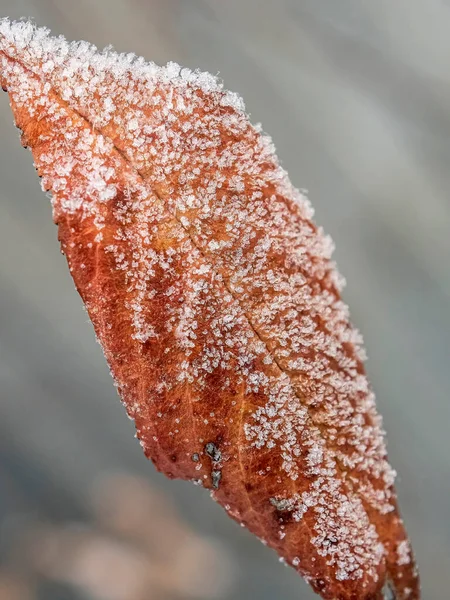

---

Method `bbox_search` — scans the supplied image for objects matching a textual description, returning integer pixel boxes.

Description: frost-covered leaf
[0,19,419,600]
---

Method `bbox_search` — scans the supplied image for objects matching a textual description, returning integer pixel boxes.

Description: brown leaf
[0,19,419,600]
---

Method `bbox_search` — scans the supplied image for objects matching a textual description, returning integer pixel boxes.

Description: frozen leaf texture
[0,19,419,600]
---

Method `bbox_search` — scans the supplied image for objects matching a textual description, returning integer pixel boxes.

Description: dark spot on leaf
[325,536,338,547]
[312,579,326,593]
[170,454,177,462]
[211,470,221,489]
[205,442,221,462]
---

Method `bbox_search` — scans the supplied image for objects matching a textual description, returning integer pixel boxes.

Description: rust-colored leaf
[0,19,419,599]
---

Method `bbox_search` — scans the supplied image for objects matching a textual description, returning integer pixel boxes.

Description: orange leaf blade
[0,19,419,600]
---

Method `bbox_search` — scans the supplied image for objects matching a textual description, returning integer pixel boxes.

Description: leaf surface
[0,19,419,600]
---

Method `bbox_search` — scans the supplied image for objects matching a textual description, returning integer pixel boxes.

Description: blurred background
[0,1,449,599]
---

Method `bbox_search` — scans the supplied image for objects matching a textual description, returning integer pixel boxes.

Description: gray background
[0,1,449,599]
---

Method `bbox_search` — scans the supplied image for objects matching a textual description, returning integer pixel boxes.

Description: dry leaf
[0,19,419,600]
